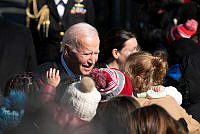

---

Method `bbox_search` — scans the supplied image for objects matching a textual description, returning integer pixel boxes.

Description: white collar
[54,0,68,5]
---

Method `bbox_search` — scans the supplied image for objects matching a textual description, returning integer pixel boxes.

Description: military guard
[26,0,95,64]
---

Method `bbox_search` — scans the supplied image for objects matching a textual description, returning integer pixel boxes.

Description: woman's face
[118,38,138,64]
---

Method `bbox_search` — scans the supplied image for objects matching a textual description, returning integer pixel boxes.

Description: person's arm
[165,86,182,105]
[150,85,182,105]
[25,27,38,70]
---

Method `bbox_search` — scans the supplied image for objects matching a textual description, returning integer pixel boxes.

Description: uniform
[28,0,95,64]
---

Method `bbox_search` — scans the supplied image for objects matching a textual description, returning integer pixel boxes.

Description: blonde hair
[123,52,168,93]
[153,50,168,63]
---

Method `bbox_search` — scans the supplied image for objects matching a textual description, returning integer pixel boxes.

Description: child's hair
[92,95,140,134]
[129,104,188,134]
[123,52,168,93]
[153,50,168,62]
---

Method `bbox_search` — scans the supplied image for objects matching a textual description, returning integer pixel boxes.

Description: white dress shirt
[54,0,68,18]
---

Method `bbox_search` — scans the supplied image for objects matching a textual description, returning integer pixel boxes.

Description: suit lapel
[63,0,74,20]
[47,0,60,20]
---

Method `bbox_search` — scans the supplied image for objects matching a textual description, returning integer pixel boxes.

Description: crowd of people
[0,0,200,134]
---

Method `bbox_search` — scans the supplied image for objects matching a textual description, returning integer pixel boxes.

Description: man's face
[118,38,138,64]
[66,35,100,75]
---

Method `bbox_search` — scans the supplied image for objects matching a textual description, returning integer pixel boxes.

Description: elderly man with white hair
[60,22,100,77]
[36,22,100,76]
[34,22,100,101]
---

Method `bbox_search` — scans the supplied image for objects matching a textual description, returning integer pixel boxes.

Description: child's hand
[151,85,165,92]
[46,68,60,87]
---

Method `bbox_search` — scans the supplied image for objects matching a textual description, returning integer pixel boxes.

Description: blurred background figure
[0,0,27,25]
[167,19,198,45]
[0,18,37,95]
[176,1,200,25]
[136,0,184,52]
[164,38,200,88]
[179,52,200,123]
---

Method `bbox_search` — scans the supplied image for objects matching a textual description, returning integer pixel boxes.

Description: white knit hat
[60,77,101,121]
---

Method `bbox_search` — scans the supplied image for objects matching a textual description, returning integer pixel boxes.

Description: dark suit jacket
[0,18,37,94]
[29,0,95,64]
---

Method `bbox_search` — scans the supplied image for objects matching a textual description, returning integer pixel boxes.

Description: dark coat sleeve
[24,27,38,71]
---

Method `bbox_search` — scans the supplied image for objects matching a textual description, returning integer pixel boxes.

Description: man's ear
[112,49,119,59]
[64,44,70,55]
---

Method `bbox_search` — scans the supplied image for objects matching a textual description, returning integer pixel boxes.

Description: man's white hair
[60,22,99,53]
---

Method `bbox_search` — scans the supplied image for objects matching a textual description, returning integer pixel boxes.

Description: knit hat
[60,77,101,121]
[168,19,198,44]
[90,68,133,102]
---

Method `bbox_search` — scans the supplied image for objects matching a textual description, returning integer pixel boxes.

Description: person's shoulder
[35,61,62,73]
[134,96,150,106]
[112,68,130,79]
[136,96,178,108]
[149,96,180,109]
[0,18,30,33]
[34,60,67,78]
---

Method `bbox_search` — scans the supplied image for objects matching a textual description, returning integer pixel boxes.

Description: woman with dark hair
[91,95,140,134]
[130,104,188,134]
[98,28,139,69]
